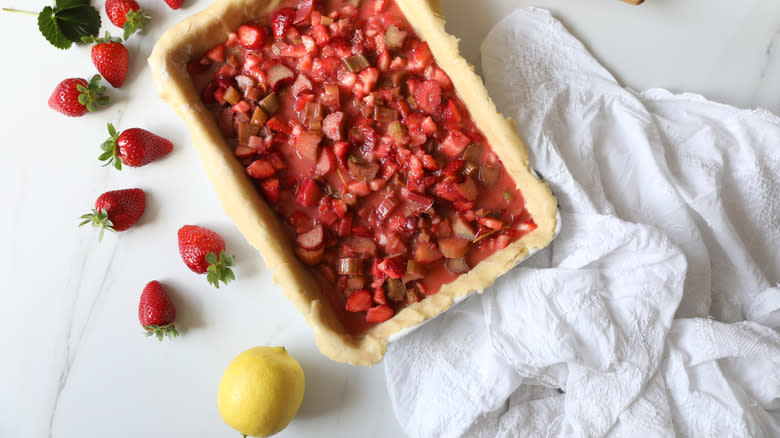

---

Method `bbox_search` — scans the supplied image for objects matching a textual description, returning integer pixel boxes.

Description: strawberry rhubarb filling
[190,0,537,334]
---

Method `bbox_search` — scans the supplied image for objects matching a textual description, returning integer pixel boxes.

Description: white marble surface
[0,0,777,437]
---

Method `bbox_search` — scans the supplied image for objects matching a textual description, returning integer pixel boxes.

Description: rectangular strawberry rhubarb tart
[149,0,557,365]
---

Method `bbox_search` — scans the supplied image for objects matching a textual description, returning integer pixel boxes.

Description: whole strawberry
[48,75,110,117]
[79,188,146,241]
[164,0,184,10]
[138,281,179,341]
[100,123,174,170]
[178,225,236,288]
[84,33,129,88]
[105,0,150,40]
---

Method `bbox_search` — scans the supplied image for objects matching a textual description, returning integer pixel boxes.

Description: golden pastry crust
[148,0,557,365]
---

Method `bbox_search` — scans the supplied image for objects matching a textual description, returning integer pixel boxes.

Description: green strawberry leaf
[37,6,71,49]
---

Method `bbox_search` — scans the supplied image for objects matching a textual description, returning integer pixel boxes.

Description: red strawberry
[48,75,110,117]
[163,0,184,10]
[346,289,372,312]
[105,0,150,40]
[79,188,146,241]
[177,225,236,288]
[271,8,296,39]
[85,33,129,88]
[100,123,174,170]
[138,281,179,341]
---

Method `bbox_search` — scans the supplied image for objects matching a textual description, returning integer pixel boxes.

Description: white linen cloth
[384,8,780,437]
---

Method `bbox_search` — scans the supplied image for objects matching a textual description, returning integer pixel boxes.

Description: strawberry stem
[143,323,179,341]
[2,8,37,16]
[99,123,123,170]
[79,208,117,242]
[76,75,110,113]
[205,251,236,289]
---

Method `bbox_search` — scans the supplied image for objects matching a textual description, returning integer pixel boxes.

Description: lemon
[217,346,305,437]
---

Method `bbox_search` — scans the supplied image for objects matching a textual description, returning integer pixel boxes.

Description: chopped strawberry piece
[295,130,323,161]
[439,130,471,158]
[297,224,324,250]
[517,221,538,234]
[414,80,442,116]
[237,23,269,50]
[443,99,462,124]
[346,289,372,312]
[245,159,276,179]
[312,24,330,46]
[346,181,371,197]
[295,178,322,207]
[271,7,296,39]
[291,74,313,97]
[409,41,433,72]
[259,177,280,203]
[377,258,405,279]
[365,304,394,323]
[205,44,225,63]
[479,217,504,230]
[373,287,387,305]
[317,202,339,226]
[333,141,350,161]
[322,111,344,141]
[266,116,292,135]
[376,194,398,220]
[294,0,314,24]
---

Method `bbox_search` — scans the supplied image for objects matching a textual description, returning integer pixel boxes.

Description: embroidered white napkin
[384,8,780,437]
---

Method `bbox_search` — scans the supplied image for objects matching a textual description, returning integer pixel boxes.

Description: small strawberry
[163,0,184,10]
[177,225,236,288]
[138,281,179,341]
[100,123,174,170]
[79,188,146,241]
[83,33,129,88]
[48,75,110,117]
[105,0,150,40]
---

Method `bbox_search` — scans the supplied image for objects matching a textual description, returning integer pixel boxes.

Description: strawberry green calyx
[99,123,123,170]
[123,8,150,40]
[76,75,110,113]
[79,208,117,242]
[206,251,236,289]
[81,31,122,45]
[143,323,179,341]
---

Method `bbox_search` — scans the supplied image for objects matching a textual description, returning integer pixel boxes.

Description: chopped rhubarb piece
[338,257,364,275]
[344,54,370,72]
[245,159,276,179]
[234,146,256,158]
[259,177,280,203]
[347,160,379,182]
[295,130,323,161]
[295,246,324,265]
[438,237,470,259]
[346,289,372,312]
[271,7,296,39]
[223,86,241,105]
[445,257,470,274]
[346,276,367,290]
[404,260,426,282]
[365,304,394,323]
[322,84,341,109]
[386,278,406,301]
[322,111,345,141]
[250,107,268,126]
[295,178,322,207]
[385,25,407,50]
[337,211,353,237]
[297,224,324,250]
[266,116,292,135]
[439,130,471,158]
[454,177,479,201]
[316,147,337,175]
[259,92,280,114]
[414,241,442,264]
[453,215,476,240]
[462,143,482,163]
[478,163,501,186]
[237,23,269,50]
[376,194,398,220]
[342,235,377,256]
[414,80,442,115]
[267,63,295,90]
